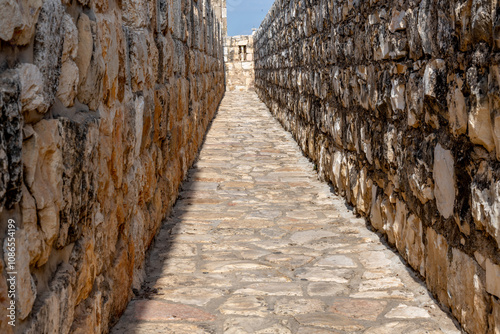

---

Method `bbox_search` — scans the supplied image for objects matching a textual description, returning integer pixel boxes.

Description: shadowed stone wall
[0,0,225,332]
[225,35,255,91]
[254,0,500,332]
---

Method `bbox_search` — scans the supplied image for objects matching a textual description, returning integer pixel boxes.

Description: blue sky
[226,0,276,36]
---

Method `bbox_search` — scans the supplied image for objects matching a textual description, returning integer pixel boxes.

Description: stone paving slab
[111,91,462,334]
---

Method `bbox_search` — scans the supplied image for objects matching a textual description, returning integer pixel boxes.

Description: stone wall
[0,0,225,332]
[254,0,500,332]
[225,35,255,91]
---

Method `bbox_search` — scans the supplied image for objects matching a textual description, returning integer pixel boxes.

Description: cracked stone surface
[111,91,461,333]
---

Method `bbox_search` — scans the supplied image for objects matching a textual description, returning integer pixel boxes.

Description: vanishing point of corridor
[112,91,461,333]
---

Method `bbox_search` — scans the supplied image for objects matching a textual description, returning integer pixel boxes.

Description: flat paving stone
[111,91,462,333]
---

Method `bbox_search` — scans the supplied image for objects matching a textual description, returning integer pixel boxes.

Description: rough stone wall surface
[212,0,227,37]
[254,0,500,333]
[225,35,255,91]
[0,0,225,332]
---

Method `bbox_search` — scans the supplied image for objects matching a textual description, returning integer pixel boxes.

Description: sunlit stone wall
[0,0,225,332]
[225,35,255,91]
[255,0,500,332]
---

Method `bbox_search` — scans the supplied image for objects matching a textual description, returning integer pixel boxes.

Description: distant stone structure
[225,35,255,91]
[254,0,500,333]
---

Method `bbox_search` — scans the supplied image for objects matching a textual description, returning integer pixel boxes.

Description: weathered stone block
[0,0,23,42]
[423,59,447,114]
[33,0,65,107]
[18,63,49,123]
[471,0,492,43]
[24,263,76,334]
[390,78,405,112]
[456,0,473,52]
[406,73,424,128]
[486,259,500,298]
[433,144,455,219]
[447,74,468,135]
[489,65,500,159]
[468,66,496,151]
[30,120,63,265]
[425,228,449,307]
[447,248,488,333]
[121,0,150,28]
[418,0,436,56]
[0,70,22,210]
[75,13,93,88]
[77,20,105,111]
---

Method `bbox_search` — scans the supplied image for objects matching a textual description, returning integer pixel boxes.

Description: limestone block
[76,13,93,85]
[418,0,435,55]
[408,162,434,205]
[455,0,473,51]
[423,59,446,113]
[20,183,43,266]
[471,180,500,248]
[389,10,407,33]
[406,73,423,128]
[468,66,495,151]
[489,65,500,159]
[24,263,76,334]
[494,114,500,160]
[95,12,123,106]
[18,63,49,123]
[332,151,343,191]
[0,70,23,209]
[433,144,455,219]
[374,30,390,61]
[381,198,395,245]
[360,126,373,164]
[486,259,500,299]
[370,190,383,231]
[393,199,408,256]
[30,120,64,266]
[57,61,79,108]
[407,8,423,60]
[11,229,37,320]
[384,125,397,165]
[425,228,449,307]
[33,0,65,107]
[71,236,97,305]
[436,3,453,55]
[159,33,175,80]
[390,79,405,112]
[471,0,492,43]
[157,0,168,32]
[0,0,22,42]
[134,95,144,158]
[447,248,488,333]
[77,19,105,111]
[71,290,103,334]
[61,14,79,62]
[404,215,425,276]
[122,0,150,28]
[9,0,43,45]
[447,74,468,135]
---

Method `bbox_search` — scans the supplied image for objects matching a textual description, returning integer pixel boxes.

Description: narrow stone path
[112,91,461,334]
